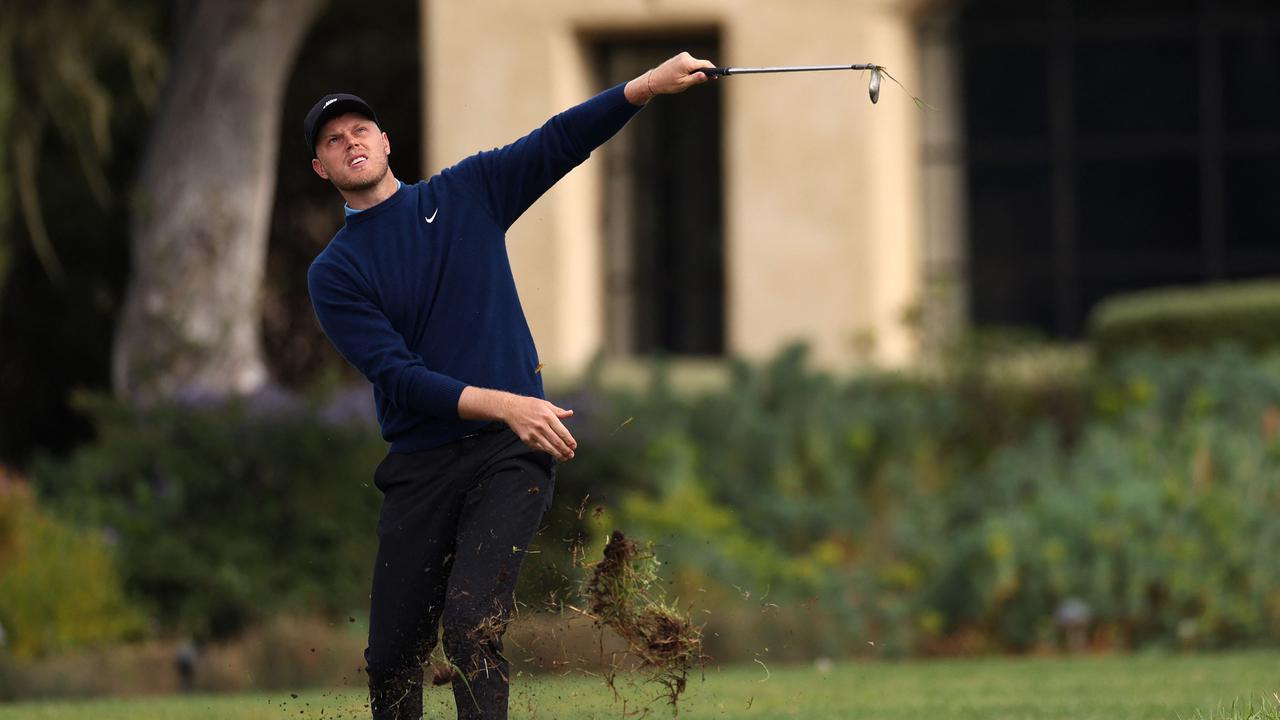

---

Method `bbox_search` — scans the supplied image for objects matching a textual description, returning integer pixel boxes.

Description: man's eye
[328,137,338,144]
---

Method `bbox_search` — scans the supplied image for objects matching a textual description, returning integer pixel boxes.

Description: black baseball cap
[303,93,379,156]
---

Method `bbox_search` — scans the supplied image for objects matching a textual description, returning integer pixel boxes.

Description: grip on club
[694,67,727,78]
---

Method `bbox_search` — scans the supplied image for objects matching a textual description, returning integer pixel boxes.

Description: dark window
[1225,155,1280,260]
[593,34,725,356]
[1075,39,1199,135]
[968,163,1056,328]
[1222,32,1280,131]
[958,0,1280,337]
[1076,157,1200,255]
[965,42,1051,141]
[964,0,1051,23]
[1074,0,1198,20]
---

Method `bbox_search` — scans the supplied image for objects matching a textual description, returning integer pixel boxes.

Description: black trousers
[365,424,555,720]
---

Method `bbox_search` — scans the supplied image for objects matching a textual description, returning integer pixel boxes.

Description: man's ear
[383,132,390,157]
[312,157,329,180]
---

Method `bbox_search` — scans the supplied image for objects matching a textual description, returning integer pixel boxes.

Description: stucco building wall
[422,0,926,371]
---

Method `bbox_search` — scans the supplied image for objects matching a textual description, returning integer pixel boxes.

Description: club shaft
[713,64,877,75]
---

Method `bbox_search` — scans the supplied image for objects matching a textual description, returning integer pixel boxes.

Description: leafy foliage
[941,349,1280,651]
[26,343,1280,658]
[0,469,143,660]
[539,344,1280,656]
[0,0,164,289]
[32,392,384,640]
[0,0,167,468]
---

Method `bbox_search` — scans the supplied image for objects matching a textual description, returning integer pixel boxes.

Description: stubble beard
[333,158,389,194]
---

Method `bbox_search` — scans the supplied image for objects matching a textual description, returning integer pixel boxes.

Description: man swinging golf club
[305,52,715,719]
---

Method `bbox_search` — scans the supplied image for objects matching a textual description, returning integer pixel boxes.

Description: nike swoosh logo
[424,208,438,224]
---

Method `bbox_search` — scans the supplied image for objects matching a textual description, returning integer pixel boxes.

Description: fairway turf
[1,652,1276,719]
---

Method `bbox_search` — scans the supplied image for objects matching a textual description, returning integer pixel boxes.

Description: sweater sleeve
[308,260,467,419]
[449,82,643,230]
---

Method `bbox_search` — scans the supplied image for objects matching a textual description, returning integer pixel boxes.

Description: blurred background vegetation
[4,0,1280,704]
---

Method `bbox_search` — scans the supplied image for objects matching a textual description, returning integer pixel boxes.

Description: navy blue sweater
[308,83,642,452]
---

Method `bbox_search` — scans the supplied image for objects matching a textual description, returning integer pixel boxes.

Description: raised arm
[449,51,716,230]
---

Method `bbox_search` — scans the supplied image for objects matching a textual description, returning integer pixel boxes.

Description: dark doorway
[955,0,1280,337]
[592,34,725,356]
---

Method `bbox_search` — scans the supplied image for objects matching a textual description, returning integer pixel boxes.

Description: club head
[868,67,882,104]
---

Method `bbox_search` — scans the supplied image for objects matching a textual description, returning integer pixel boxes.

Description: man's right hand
[458,386,576,461]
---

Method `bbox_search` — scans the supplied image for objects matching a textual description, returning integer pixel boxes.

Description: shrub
[28,343,1280,660]
[32,392,386,640]
[0,469,144,660]
[538,345,1280,656]
[1088,280,1280,359]
[931,349,1280,651]
[527,344,1093,657]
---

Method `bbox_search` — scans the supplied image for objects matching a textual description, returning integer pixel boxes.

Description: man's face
[311,112,391,192]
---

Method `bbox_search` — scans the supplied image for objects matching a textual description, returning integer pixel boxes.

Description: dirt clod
[430,664,456,686]
[582,530,708,710]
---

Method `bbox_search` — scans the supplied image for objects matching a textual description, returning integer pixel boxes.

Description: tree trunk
[113,0,324,405]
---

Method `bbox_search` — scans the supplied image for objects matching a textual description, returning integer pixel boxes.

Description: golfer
[305,52,714,719]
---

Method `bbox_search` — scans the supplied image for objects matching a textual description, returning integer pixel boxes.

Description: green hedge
[27,344,1280,658]
[524,345,1095,657]
[1088,280,1280,359]
[32,392,385,640]
[534,346,1280,656]
[927,348,1280,652]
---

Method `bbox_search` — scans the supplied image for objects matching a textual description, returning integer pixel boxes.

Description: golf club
[697,63,886,103]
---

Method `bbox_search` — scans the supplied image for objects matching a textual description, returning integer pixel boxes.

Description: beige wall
[423,0,924,372]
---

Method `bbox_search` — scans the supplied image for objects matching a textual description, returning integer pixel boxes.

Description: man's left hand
[625,52,716,105]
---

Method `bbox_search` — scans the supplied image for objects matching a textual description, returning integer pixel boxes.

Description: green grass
[1189,697,1280,720]
[1,652,1277,719]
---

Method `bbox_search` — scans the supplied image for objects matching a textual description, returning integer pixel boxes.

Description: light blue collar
[345,180,405,216]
